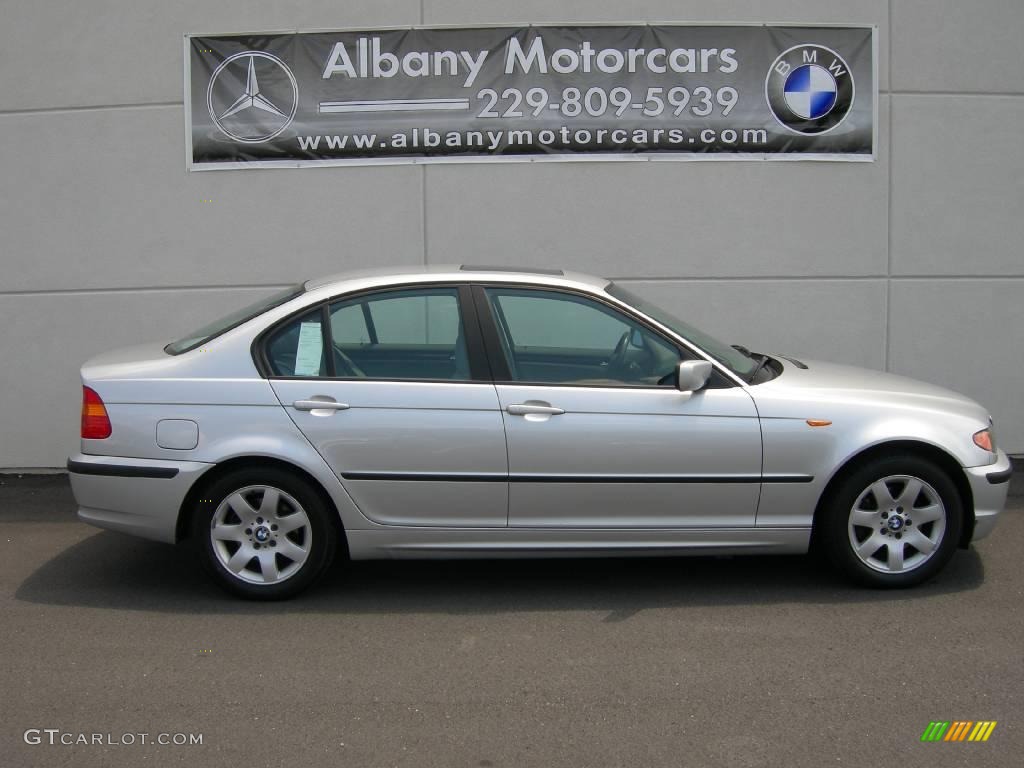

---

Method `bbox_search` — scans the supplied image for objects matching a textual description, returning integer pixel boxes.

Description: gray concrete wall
[1,1,1021,467]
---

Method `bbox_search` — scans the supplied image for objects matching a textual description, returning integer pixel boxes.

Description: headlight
[973,427,995,452]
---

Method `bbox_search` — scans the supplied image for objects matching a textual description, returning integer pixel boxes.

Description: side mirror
[676,360,712,392]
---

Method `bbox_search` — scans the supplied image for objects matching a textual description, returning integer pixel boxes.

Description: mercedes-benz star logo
[206,51,298,144]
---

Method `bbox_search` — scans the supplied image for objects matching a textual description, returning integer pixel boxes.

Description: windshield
[606,283,758,379]
[165,285,305,355]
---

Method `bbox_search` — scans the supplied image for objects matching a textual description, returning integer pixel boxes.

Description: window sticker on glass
[294,321,323,376]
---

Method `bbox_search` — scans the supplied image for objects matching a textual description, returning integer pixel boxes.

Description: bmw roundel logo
[765,44,855,135]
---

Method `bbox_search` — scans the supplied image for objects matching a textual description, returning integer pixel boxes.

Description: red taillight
[81,386,111,439]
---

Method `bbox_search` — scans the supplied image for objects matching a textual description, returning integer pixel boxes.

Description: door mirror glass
[676,360,713,392]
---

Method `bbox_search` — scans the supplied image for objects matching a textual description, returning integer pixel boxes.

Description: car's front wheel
[820,455,964,587]
[194,467,337,599]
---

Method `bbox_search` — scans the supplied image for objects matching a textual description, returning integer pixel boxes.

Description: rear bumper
[964,449,1012,542]
[67,454,212,543]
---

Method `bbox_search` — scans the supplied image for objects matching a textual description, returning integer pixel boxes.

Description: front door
[265,285,508,527]
[477,285,762,528]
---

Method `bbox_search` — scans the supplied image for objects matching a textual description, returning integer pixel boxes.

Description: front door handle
[507,403,565,416]
[293,399,350,412]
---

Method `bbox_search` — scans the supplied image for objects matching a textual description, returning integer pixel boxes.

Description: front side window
[605,283,758,380]
[264,287,472,380]
[484,288,682,386]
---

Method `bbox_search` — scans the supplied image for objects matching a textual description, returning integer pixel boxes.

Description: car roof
[303,264,610,294]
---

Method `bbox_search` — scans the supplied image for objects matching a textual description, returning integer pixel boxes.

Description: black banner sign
[185,24,876,169]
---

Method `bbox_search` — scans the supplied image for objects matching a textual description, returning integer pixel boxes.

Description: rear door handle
[507,403,565,416]
[293,399,350,411]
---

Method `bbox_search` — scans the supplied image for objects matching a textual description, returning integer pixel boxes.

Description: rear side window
[265,310,327,377]
[329,288,469,380]
[165,285,304,355]
[329,304,371,345]
[264,287,473,381]
[343,291,461,346]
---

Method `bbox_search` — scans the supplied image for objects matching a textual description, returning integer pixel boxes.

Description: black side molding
[986,467,1013,485]
[67,459,179,479]
[342,471,813,484]
[509,474,812,484]
[343,471,506,483]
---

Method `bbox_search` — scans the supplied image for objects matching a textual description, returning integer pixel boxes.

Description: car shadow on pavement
[14,529,986,616]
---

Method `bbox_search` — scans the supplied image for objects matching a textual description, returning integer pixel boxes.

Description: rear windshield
[164,285,305,355]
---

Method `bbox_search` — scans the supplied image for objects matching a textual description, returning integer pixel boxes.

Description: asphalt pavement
[1,470,1021,767]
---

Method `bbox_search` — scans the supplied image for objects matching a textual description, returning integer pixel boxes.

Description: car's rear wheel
[194,467,337,600]
[819,455,963,587]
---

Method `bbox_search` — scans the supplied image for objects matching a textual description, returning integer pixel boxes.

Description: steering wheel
[332,347,366,377]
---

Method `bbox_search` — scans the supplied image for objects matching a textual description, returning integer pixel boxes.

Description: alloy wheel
[847,474,947,574]
[210,485,311,585]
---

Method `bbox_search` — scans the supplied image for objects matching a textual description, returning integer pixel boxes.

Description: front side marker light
[972,428,994,452]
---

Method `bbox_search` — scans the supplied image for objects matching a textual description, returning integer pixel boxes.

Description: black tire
[193,467,338,600]
[818,455,964,588]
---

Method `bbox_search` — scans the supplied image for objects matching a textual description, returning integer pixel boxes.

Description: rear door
[265,284,509,527]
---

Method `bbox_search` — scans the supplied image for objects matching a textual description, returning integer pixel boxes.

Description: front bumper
[68,453,213,543]
[963,449,1012,541]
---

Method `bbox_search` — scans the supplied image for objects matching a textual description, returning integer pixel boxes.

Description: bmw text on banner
[185,24,876,169]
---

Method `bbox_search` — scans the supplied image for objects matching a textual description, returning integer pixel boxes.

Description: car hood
[752,357,990,423]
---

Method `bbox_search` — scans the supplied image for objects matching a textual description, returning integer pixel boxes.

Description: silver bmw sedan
[68,266,1011,599]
